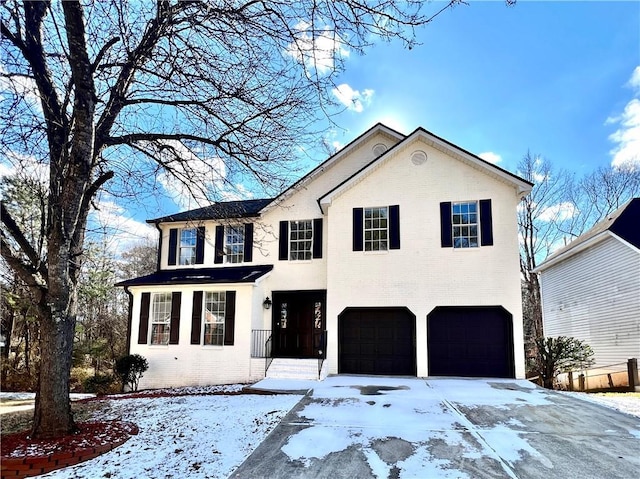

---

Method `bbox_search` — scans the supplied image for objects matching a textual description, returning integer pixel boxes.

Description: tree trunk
[32,270,77,438]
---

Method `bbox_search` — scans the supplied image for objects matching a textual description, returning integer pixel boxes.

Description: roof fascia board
[533,231,615,273]
[319,128,533,211]
[414,128,533,196]
[260,123,405,215]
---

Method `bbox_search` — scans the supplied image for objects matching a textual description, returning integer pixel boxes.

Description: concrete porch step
[266,358,324,380]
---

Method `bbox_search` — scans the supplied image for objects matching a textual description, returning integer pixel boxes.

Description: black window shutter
[353,208,364,251]
[278,221,289,260]
[440,202,453,247]
[313,218,323,259]
[169,292,181,344]
[214,225,224,264]
[138,292,151,344]
[191,291,203,345]
[480,199,494,246]
[195,226,205,264]
[244,223,254,262]
[224,291,236,345]
[389,205,401,250]
[168,228,178,265]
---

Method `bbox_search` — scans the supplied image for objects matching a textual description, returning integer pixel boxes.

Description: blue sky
[2,1,638,253]
[100,0,640,248]
[326,0,639,176]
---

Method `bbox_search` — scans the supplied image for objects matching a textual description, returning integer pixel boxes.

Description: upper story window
[279,219,323,261]
[290,220,313,260]
[179,228,197,265]
[452,202,478,248]
[150,292,172,345]
[225,226,245,263]
[440,199,493,248]
[364,207,388,251]
[168,226,204,266]
[352,206,400,252]
[203,291,226,345]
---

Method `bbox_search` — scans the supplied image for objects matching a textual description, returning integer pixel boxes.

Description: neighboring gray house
[535,198,640,367]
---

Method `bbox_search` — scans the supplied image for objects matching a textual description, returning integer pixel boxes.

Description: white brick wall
[324,138,525,378]
[126,126,527,387]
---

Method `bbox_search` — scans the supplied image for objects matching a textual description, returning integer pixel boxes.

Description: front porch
[251,329,328,380]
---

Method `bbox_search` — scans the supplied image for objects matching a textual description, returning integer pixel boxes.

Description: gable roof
[147,198,273,224]
[318,127,533,212]
[116,265,273,287]
[260,122,406,214]
[148,123,532,223]
[534,197,640,272]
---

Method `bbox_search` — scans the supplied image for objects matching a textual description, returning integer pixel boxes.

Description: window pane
[225,226,245,263]
[363,207,389,251]
[151,293,172,344]
[451,202,479,248]
[203,292,225,345]
[289,220,313,261]
[179,228,197,265]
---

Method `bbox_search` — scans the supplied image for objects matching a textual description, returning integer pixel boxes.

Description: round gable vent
[410,150,428,165]
[372,143,388,157]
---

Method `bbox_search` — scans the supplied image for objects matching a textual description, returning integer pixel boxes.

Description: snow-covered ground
[561,391,640,418]
[31,387,303,479]
[2,382,638,479]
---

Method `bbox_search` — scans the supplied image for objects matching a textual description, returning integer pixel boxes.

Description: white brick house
[118,124,532,388]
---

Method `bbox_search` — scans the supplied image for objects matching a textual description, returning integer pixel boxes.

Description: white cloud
[478,152,502,164]
[628,65,640,90]
[607,67,640,170]
[332,83,374,113]
[286,22,349,74]
[538,201,578,223]
[89,199,156,254]
[151,140,228,209]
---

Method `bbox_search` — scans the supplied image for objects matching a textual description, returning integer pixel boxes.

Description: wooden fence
[555,358,639,392]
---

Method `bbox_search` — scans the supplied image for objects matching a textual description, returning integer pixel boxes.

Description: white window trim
[201,291,226,347]
[224,225,245,264]
[363,206,389,252]
[289,219,314,261]
[179,227,197,265]
[451,200,479,249]
[150,292,171,345]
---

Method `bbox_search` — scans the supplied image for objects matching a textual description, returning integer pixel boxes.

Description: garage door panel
[428,307,515,379]
[339,308,416,376]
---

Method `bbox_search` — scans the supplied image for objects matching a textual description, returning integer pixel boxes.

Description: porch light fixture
[263,296,272,310]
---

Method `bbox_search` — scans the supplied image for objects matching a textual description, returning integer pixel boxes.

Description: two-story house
[117,123,533,389]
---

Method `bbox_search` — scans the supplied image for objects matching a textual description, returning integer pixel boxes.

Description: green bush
[83,374,117,395]
[528,336,595,389]
[115,354,148,392]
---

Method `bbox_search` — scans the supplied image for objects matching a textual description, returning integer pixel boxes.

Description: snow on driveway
[232,377,640,479]
[7,378,640,479]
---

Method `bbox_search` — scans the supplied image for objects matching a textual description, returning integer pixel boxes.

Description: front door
[272,290,326,358]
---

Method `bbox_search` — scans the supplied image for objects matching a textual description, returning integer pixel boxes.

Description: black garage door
[428,306,515,378]
[339,308,416,376]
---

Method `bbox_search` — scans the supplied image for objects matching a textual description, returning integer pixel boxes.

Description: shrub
[83,374,117,395]
[528,336,595,389]
[115,354,148,392]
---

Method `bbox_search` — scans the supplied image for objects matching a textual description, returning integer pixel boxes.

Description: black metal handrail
[251,329,272,358]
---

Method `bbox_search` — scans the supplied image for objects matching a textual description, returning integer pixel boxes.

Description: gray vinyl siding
[539,236,640,367]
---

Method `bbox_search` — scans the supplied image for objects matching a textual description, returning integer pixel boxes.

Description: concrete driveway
[231,376,640,479]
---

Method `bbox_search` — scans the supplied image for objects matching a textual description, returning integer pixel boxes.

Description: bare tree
[1,0,480,438]
[567,164,640,236]
[517,152,575,362]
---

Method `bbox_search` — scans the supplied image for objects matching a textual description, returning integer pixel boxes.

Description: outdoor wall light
[263,296,272,310]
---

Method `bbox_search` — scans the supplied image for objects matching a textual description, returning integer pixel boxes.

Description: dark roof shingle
[148,198,273,224]
[116,265,273,287]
